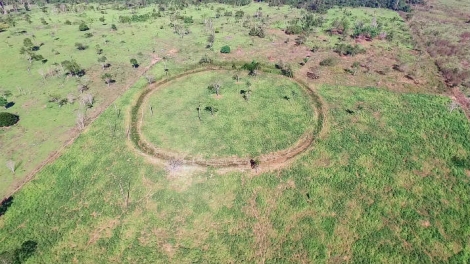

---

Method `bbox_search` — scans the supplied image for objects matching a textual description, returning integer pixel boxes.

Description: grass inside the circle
[141,70,316,158]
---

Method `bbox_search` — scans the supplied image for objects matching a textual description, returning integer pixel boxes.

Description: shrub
[64,20,72,25]
[111,24,117,31]
[75,42,87,50]
[319,57,337,66]
[199,55,212,64]
[0,112,19,127]
[285,25,302,35]
[334,43,365,56]
[249,27,265,38]
[84,32,93,38]
[78,22,89,31]
[220,45,230,54]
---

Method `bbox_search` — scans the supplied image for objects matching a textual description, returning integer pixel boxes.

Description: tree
[95,44,103,55]
[208,81,222,96]
[130,58,139,68]
[111,24,117,31]
[0,97,7,108]
[0,112,19,127]
[102,73,113,86]
[204,105,218,116]
[98,56,107,69]
[75,42,88,50]
[243,61,260,76]
[79,22,89,31]
[23,38,34,50]
[220,45,230,53]
[207,34,215,48]
[62,60,84,76]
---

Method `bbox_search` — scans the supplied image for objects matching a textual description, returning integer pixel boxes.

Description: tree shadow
[0,196,13,217]
[5,102,14,109]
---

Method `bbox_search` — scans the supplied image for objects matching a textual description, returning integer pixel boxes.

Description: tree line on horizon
[0,0,421,15]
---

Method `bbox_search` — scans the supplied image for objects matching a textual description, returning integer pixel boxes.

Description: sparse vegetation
[0,2,469,263]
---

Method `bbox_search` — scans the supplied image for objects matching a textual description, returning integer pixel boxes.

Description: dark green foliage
[183,16,193,24]
[64,20,72,25]
[220,45,230,54]
[111,24,117,30]
[99,16,105,23]
[0,112,19,127]
[61,60,84,76]
[235,10,244,18]
[334,43,365,56]
[249,27,265,38]
[243,61,261,75]
[0,97,7,108]
[78,22,89,31]
[130,58,139,68]
[285,24,302,35]
[84,32,93,38]
[75,42,88,50]
[319,57,337,66]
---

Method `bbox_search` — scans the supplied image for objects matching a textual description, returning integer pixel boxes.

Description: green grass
[1,78,469,262]
[141,70,315,158]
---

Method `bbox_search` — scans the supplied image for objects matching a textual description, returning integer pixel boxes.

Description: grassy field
[0,2,440,198]
[141,70,315,158]
[1,1,469,262]
[1,68,469,261]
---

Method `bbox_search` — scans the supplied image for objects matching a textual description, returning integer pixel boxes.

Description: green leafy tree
[102,73,113,86]
[61,60,84,76]
[130,58,139,68]
[79,22,89,31]
[220,45,230,53]
[243,61,260,76]
[98,56,107,69]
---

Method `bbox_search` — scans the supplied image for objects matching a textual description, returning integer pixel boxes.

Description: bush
[285,25,302,35]
[0,112,19,127]
[220,45,230,53]
[249,27,265,38]
[111,24,117,31]
[199,55,212,64]
[64,20,72,25]
[319,57,338,67]
[334,43,365,56]
[78,22,89,31]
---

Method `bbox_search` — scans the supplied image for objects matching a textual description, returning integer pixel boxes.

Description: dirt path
[128,66,326,174]
[4,56,162,200]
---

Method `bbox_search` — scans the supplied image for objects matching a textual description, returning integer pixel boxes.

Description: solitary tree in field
[98,56,107,69]
[130,58,139,68]
[102,73,113,87]
[243,61,260,76]
[79,22,89,31]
